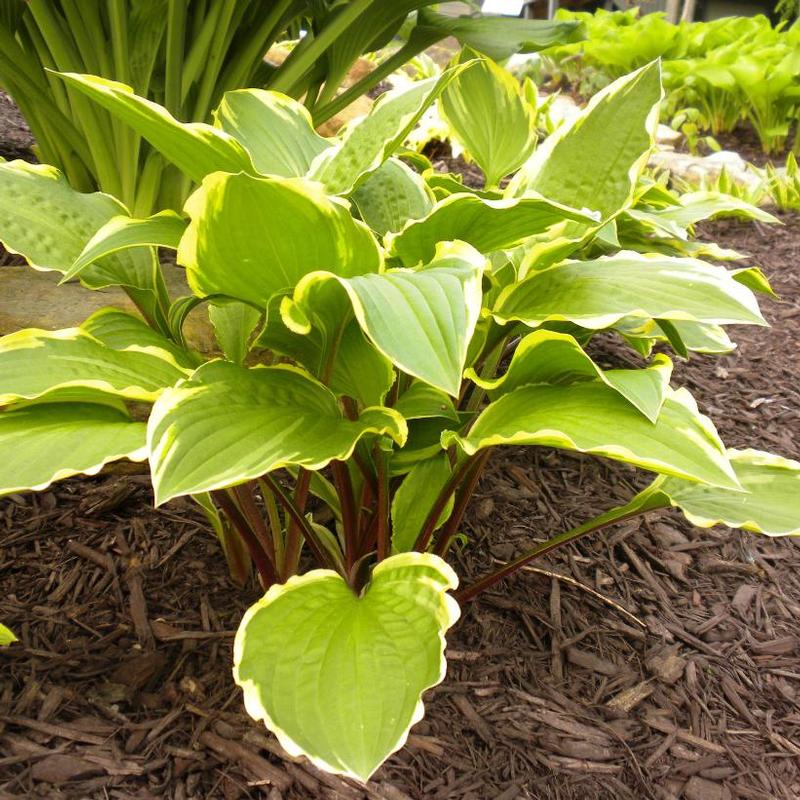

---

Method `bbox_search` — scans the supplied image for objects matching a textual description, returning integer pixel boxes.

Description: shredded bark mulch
[1,97,800,797]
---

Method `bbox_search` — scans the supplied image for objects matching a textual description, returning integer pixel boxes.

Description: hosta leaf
[258,297,394,408]
[390,416,463,477]
[63,211,187,283]
[391,455,454,554]
[180,172,381,307]
[493,253,766,329]
[285,242,485,396]
[82,308,197,368]
[0,326,188,404]
[351,158,434,236]
[387,192,598,266]
[0,404,147,496]
[308,66,469,195]
[208,300,262,364]
[665,321,736,354]
[58,73,254,183]
[0,160,157,294]
[0,623,17,647]
[418,10,586,61]
[657,449,800,536]
[328,322,395,408]
[148,361,406,504]
[214,89,332,177]
[466,330,671,422]
[439,51,537,188]
[444,384,739,490]
[394,382,460,423]
[234,552,460,781]
[508,62,662,220]
[631,192,776,231]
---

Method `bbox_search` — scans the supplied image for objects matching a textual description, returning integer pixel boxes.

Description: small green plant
[764,152,800,209]
[547,10,800,155]
[0,1,584,213]
[1,56,798,781]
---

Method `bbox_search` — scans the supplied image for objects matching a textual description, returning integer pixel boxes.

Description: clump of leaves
[0,1,584,213]
[547,10,800,155]
[1,54,798,781]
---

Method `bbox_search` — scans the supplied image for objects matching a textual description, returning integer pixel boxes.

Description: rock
[547,93,582,128]
[704,149,748,172]
[0,264,216,352]
[648,148,762,192]
[656,123,682,145]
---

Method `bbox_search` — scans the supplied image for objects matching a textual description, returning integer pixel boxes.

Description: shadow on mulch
[1,95,800,797]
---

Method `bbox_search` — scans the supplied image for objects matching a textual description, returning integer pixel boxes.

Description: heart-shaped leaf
[234,553,460,782]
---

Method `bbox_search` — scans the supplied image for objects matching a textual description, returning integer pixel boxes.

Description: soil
[697,125,793,170]
[2,97,800,799]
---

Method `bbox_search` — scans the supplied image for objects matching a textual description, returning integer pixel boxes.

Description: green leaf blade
[494,253,766,330]
[387,193,597,266]
[0,160,157,294]
[0,326,188,404]
[508,61,663,220]
[64,211,187,283]
[57,72,254,183]
[660,449,800,536]
[180,172,382,307]
[0,404,147,496]
[439,52,537,188]
[148,361,406,505]
[214,89,332,178]
[287,242,485,397]
[445,383,739,490]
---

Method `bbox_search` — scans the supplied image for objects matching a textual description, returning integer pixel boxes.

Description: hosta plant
[1,56,799,781]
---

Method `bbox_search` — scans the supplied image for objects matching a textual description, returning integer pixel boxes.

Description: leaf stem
[455,497,665,604]
[433,449,492,557]
[375,448,389,561]
[414,454,484,553]
[280,468,311,578]
[210,489,276,587]
[331,461,358,570]
[232,482,276,570]
[261,473,336,574]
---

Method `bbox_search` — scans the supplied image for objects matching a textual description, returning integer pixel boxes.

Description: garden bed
[1,102,799,798]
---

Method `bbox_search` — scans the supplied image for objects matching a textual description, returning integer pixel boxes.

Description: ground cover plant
[1,52,799,783]
[544,9,800,155]
[0,0,583,213]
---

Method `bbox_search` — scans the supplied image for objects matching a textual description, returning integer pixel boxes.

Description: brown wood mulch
[1,110,800,798]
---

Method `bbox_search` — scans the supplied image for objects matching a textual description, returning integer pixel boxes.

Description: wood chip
[30,753,104,783]
[199,731,292,791]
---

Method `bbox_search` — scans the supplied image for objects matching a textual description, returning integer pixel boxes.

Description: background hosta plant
[0,0,584,213]
[1,54,799,781]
